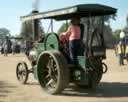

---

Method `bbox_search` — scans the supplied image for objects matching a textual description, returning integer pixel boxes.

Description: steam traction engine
[16,4,117,94]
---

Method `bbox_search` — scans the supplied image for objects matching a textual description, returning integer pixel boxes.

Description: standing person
[3,36,9,56]
[3,41,8,56]
[11,40,16,55]
[126,43,128,63]
[25,40,31,57]
[25,38,33,57]
[120,30,125,46]
[20,42,24,53]
[60,17,81,64]
[120,30,126,56]
[117,42,124,65]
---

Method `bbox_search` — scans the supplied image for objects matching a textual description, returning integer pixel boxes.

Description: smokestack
[32,0,40,11]
[32,0,40,41]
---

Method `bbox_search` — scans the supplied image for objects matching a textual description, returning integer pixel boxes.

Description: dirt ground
[0,50,128,102]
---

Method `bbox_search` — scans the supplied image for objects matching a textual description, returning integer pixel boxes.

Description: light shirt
[117,44,121,54]
[126,45,128,54]
[117,44,124,54]
[120,31,125,39]
[63,25,80,41]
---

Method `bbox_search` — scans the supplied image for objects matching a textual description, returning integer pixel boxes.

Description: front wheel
[16,62,29,84]
[37,51,69,94]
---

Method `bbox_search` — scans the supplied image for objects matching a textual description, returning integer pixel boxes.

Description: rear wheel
[37,51,69,94]
[87,59,103,89]
[76,66,103,89]
[88,69,102,89]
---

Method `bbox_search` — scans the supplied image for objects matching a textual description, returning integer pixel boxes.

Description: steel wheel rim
[17,63,27,83]
[41,55,58,91]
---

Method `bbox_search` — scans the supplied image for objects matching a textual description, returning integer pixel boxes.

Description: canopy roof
[21,4,117,22]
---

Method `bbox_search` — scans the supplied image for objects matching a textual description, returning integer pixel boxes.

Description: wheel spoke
[17,71,21,75]
[16,62,28,84]
[46,78,57,88]
[22,71,26,76]
[19,74,23,81]
[19,66,22,72]
[17,69,23,80]
[17,74,21,80]
[46,65,51,69]
[43,68,48,72]
[21,64,24,70]
[54,67,57,71]
[46,79,54,87]
[45,74,50,79]
[50,59,54,67]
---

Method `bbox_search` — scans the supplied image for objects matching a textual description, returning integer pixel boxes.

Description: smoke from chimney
[32,0,40,11]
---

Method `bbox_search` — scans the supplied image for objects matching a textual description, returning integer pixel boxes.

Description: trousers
[69,39,81,64]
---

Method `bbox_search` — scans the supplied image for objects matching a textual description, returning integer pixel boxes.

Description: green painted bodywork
[32,33,103,84]
[77,56,90,69]
[76,56,103,84]
[32,33,60,79]
[45,33,59,50]
[31,43,45,80]
[77,56,89,84]
[33,65,38,79]
[35,42,45,55]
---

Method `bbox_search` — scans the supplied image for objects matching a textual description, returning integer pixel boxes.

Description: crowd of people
[1,37,26,56]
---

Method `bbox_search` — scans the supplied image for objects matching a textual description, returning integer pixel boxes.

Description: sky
[0,0,127,36]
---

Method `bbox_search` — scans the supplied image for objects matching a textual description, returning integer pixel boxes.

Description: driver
[60,17,81,65]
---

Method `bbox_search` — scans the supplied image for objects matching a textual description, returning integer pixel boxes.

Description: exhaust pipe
[32,0,40,11]
[32,0,40,40]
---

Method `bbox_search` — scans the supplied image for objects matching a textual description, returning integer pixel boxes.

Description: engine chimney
[32,0,40,41]
[32,0,40,11]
